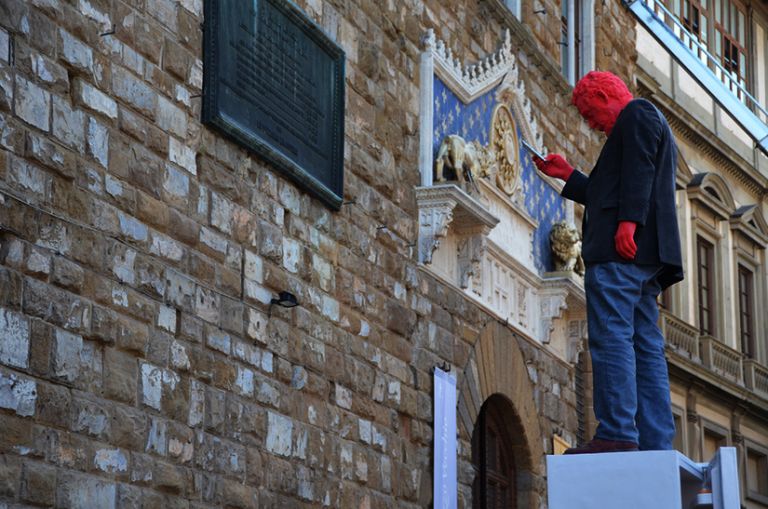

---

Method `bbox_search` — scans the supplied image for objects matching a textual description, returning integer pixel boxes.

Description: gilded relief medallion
[490,104,521,195]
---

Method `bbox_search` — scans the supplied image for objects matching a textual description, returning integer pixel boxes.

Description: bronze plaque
[203,0,345,209]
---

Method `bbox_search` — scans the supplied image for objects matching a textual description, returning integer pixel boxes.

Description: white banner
[433,367,458,509]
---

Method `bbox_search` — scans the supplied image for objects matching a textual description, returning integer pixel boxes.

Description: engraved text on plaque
[203,0,345,209]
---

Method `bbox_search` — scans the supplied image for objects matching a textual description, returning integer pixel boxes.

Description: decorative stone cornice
[636,75,768,198]
[415,184,499,265]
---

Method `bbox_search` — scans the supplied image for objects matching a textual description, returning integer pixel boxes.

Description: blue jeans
[585,262,675,450]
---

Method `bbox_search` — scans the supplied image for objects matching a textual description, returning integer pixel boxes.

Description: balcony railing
[660,311,700,361]
[625,0,768,153]
[744,359,768,398]
[658,310,768,396]
[700,335,744,385]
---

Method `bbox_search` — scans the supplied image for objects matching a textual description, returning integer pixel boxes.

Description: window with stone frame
[672,406,686,454]
[687,173,735,342]
[559,0,595,85]
[730,204,768,363]
[737,264,755,358]
[701,423,728,460]
[697,236,716,336]
[746,442,768,503]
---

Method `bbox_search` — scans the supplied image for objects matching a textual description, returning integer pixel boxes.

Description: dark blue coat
[561,98,684,289]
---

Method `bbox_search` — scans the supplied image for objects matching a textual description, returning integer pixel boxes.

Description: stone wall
[0,0,638,507]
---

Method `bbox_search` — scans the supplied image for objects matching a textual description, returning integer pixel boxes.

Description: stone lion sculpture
[434,135,494,184]
[550,221,585,276]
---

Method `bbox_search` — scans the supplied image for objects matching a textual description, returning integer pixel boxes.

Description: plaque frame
[202,0,346,210]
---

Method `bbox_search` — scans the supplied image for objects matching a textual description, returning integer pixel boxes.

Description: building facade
[632,0,768,505]
[0,0,765,509]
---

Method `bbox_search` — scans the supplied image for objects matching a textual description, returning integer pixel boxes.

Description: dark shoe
[563,438,639,454]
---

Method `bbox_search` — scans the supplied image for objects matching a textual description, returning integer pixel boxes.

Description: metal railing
[641,0,766,114]
[626,0,768,152]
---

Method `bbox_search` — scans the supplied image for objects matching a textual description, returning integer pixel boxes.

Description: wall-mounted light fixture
[269,291,299,316]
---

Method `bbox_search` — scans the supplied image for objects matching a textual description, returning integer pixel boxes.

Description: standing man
[535,71,684,453]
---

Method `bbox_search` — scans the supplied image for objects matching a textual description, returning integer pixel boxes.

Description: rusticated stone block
[15,75,51,131]
[21,461,57,505]
[0,454,21,499]
[0,307,30,369]
[103,347,138,404]
[56,472,117,509]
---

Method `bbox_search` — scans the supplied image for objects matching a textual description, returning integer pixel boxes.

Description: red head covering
[572,71,634,134]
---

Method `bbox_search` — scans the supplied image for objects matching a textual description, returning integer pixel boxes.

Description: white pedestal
[547,449,740,509]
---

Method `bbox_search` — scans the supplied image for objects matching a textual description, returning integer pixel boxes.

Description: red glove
[615,221,637,260]
[533,154,574,181]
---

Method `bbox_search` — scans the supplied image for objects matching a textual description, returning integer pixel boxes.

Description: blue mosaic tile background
[433,76,565,274]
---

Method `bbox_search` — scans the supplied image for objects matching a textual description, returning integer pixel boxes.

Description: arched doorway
[472,395,517,508]
[457,321,545,509]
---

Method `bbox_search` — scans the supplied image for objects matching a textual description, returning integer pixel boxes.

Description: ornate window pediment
[687,172,735,220]
[730,205,768,248]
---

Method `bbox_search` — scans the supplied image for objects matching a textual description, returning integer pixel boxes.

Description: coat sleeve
[617,101,662,226]
[561,169,588,205]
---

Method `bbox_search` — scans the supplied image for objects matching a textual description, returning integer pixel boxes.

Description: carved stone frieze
[517,283,529,328]
[457,229,488,293]
[567,319,588,364]
[539,288,569,344]
[417,205,454,265]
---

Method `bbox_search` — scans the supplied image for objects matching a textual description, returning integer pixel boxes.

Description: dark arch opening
[471,394,524,509]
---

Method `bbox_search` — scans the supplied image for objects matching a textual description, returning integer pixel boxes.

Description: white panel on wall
[433,368,458,509]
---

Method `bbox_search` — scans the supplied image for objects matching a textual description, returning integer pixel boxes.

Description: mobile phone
[521,139,546,161]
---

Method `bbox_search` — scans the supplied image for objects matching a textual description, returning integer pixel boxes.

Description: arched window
[472,396,517,509]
